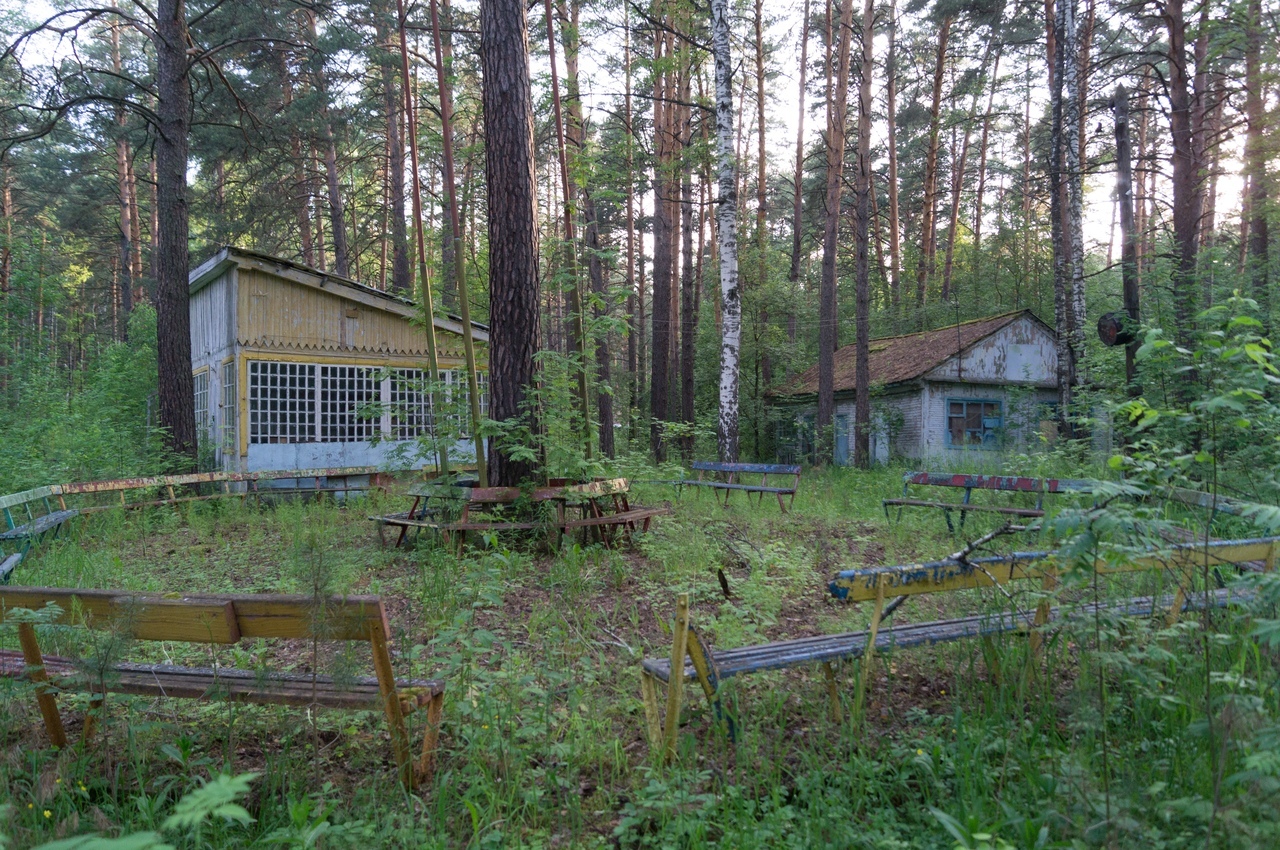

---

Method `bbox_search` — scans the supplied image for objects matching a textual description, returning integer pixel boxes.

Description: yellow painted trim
[237,348,483,372]
[239,355,249,458]
[192,365,210,377]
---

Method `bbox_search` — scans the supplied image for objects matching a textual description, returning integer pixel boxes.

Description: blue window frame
[946,398,1002,448]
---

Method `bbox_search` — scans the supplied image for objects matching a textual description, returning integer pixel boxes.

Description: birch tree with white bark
[711,0,741,461]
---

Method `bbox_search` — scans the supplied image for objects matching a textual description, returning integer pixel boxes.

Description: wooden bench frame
[0,467,408,585]
[0,586,444,789]
[677,462,802,513]
[371,478,670,552]
[1,488,80,583]
[639,537,1278,759]
[883,471,1093,532]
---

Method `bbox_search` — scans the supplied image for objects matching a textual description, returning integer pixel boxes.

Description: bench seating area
[0,467,403,585]
[677,462,802,512]
[0,586,444,789]
[371,477,670,552]
[0,487,81,582]
[639,536,1278,759]
[883,471,1094,531]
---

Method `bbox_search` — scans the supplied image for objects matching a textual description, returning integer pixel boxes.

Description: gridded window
[391,368,432,439]
[193,371,210,444]
[221,362,237,451]
[455,371,490,437]
[947,399,1002,448]
[248,361,316,444]
[319,365,379,442]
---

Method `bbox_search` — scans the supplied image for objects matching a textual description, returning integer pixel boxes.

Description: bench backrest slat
[690,461,801,475]
[560,478,630,498]
[0,487,58,512]
[830,537,1279,603]
[904,471,1093,494]
[0,588,388,643]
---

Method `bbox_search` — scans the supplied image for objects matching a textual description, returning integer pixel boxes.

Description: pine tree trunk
[481,0,542,485]
[650,23,672,461]
[1049,0,1075,436]
[1113,84,1140,394]
[1165,0,1203,348]
[378,3,411,294]
[852,0,874,468]
[788,0,809,289]
[817,0,854,461]
[915,16,951,309]
[712,0,741,462]
[754,0,771,391]
[886,0,901,312]
[155,0,197,465]
[1245,0,1269,330]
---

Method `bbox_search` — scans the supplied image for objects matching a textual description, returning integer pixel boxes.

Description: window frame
[246,359,488,446]
[945,397,1003,450]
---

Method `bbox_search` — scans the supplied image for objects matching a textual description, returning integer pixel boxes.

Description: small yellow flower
[55,778,61,784]
[27,803,33,809]
[482,724,489,729]
[43,810,52,819]
[79,783,87,792]
[916,749,924,756]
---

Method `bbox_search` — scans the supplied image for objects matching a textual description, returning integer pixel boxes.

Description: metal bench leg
[18,622,67,749]
[853,575,888,722]
[943,508,955,534]
[415,690,445,787]
[661,594,691,763]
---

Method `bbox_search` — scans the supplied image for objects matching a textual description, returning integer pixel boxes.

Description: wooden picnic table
[371,478,670,553]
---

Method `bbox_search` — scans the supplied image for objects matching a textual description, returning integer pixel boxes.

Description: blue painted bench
[677,461,802,512]
[638,537,1277,758]
[0,487,80,583]
[883,471,1094,532]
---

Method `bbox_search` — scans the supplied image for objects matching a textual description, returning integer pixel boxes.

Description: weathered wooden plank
[561,507,671,529]
[691,462,801,475]
[881,499,1044,516]
[679,481,797,494]
[0,588,388,642]
[643,588,1246,683]
[0,510,80,541]
[0,552,21,584]
[829,538,1279,603]
[0,488,58,512]
[0,651,444,711]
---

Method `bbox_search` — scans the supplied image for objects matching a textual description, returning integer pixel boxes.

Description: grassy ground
[2,464,1278,849]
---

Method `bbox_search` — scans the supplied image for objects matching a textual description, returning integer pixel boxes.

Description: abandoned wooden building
[189,246,488,472]
[771,311,1060,464]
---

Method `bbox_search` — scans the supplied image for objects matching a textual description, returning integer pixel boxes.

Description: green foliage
[0,305,169,492]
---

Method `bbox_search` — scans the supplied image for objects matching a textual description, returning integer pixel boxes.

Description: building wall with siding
[189,257,485,473]
[920,315,1056,387]
[235,268,475,361]
[920,381,1058,458]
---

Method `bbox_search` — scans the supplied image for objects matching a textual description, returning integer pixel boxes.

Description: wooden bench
[638,536,1277,759]
[0,586,444,789]
[883,471,1094,532]
[371,478,670,552]
[677,462,802,512]
[0,487,80,582]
